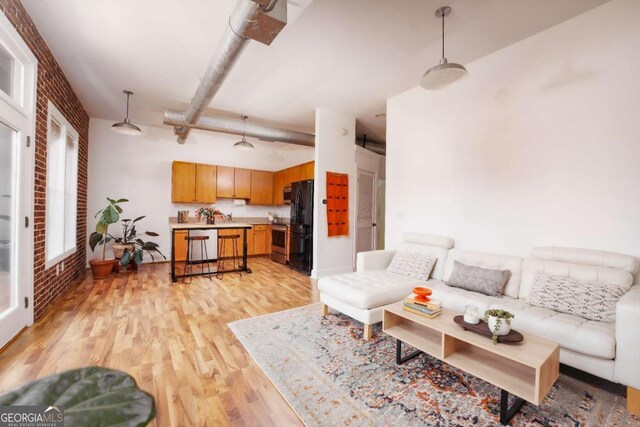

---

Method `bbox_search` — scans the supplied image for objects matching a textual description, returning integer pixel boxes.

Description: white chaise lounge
[318,233,454,340]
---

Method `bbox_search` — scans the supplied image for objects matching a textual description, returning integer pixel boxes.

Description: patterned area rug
[229,304,638,427]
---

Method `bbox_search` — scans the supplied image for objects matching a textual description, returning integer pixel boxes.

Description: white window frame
[45,101,78,268]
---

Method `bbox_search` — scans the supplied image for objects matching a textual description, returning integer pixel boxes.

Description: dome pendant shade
[420,6,468,91]
[233,136,254,151]
[233,115,254,151]
[420,58,468,90]
[111,90,142,135]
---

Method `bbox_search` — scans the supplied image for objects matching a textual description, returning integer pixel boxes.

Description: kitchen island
[169,220,253,282]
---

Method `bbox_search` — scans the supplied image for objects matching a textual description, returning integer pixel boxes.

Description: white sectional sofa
[318,233,640,394]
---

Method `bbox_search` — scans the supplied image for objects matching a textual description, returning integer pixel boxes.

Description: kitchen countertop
[169,216,289,226]
[169,218,251,230]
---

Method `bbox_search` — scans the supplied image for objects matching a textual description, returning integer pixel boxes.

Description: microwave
[283,185,292,205]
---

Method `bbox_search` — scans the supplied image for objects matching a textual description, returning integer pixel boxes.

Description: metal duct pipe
[356,135,386,156]
[174,0,287,144]
[165,109,315,147]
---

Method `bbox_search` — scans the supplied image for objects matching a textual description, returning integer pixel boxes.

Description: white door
[356,169,376,254]
[0,11,37,348]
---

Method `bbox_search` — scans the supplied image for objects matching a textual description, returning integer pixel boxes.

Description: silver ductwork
[356,138,386,156]
[174,0,287,144]
[165,109,315,147]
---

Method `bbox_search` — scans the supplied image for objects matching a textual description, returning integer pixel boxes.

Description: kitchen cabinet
[174,230,188,261]
[216,166,235,198]
[172,161,196,203]
[282,167,292,188]
[234,168,251,199]
[253,225,268,255]
[218,228,245,259]
[303,161,315,180]
[172,162,217,203]
[195,164,217,203]
[286,225,291,263]
[290,165,302,184]
[216,166,251,199]
[273,171,284,206]
[250,170,274,205]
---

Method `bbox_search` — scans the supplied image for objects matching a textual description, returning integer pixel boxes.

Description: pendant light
[112,90,142,135]
[233,115,254,151]
[420,6,468,90]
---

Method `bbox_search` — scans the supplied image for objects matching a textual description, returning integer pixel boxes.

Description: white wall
[87,118,314,261]
[386,0,640,260]
[312,108,355,278]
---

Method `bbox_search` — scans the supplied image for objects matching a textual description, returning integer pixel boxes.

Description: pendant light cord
[441,13,445,59]
[125,92,130,120]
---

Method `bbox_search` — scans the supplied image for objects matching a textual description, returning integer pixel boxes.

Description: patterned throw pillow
[446,261,511,297]
[387,251,436,281]
[528,272,627,323]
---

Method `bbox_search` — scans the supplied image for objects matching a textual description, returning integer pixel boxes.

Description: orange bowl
[413,287,432,302]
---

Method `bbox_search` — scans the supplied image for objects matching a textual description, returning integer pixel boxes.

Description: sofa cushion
[528,272,629,322]
[427,281,504,315]
[387,251,436,281]
[446,261,511,297]
[490,298,616,360]
[443,249,523,298]
[318,270,434,310]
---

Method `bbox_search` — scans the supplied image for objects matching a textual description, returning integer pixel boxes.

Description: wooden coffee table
[382,302,560,425]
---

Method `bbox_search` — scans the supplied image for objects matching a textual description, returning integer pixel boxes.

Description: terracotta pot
[206,216,215,225]
[89,259,115,279]
[112,243,134,259]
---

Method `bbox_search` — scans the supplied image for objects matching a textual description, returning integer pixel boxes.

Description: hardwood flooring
[0,257,318,426]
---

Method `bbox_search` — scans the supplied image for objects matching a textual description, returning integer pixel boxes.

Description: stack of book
[402,295,443,319]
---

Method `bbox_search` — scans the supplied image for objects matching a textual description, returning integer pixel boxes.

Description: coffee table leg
[499,389,525,425]
[396,339,422,364]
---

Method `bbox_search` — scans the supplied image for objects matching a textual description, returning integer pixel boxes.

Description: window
[45,102,78,267]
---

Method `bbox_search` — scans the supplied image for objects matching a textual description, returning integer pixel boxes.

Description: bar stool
[217,234,241,279]
[183,234,213,284]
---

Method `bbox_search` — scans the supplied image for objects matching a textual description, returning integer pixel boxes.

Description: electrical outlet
[61,261,65,272]
[56,264,60,276]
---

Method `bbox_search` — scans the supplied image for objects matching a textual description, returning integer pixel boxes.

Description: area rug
[228,304,638,426]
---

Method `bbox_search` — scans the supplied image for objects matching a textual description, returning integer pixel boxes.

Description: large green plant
[114,216,165,266]
[0,366,156,426]
[89,198,127,260]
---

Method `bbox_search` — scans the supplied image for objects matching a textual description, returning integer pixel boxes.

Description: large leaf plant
[89,198,127,261]
[113,216,166,267]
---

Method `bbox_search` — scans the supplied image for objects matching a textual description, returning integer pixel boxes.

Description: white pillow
[387,251,436,281]
[528,272,629,323]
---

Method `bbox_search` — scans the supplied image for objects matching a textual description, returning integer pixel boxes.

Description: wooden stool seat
[185,235,209,241]
[218,234,240,240]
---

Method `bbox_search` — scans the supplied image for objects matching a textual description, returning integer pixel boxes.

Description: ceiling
[22,0,609,143]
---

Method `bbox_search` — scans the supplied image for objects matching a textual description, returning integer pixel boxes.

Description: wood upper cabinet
[195,164,217,203]
[290,165,301,184]
[216,166,235,198]
[234,168,251,199]
[172,161,196,203]
[303,161,315,180]
[250,170,274,205]
[273,171,284,206]
[282,168,292,188]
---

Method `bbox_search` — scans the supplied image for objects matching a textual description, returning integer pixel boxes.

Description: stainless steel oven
[271,224,288,264]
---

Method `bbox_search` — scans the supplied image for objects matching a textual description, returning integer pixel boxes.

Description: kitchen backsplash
[172,199,290,220]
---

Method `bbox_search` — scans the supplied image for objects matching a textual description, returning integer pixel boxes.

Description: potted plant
[114,217,165,269]
[89,198,127,279]
[195,207,223,224]
[484,309,515,344]
[267,211,279,223]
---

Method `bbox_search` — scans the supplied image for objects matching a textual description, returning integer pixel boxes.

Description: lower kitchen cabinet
[175,230,188,261]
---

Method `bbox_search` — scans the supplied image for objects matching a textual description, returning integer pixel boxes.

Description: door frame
[0,9,38,348]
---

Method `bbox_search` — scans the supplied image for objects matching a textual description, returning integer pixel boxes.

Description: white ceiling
[22,0,609,142]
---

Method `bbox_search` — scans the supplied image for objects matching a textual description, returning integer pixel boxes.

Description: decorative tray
[453,315,524,344]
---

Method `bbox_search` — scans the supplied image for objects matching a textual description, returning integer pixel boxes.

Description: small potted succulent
[195,207,223,224]
[89,198,127,279]
[112,216,165,269]
[484,309,515,344]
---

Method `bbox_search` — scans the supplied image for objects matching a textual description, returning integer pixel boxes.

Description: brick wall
[0,0,89,319]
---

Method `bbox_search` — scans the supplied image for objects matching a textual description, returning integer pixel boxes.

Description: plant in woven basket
[484,309,514,344]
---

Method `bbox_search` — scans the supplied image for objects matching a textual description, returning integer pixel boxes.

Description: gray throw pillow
[528,272,627,323]
[387,251,436,281]
[446,261,511,297]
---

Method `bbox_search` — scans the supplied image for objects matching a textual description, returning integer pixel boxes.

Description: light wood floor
[0,257,318,426]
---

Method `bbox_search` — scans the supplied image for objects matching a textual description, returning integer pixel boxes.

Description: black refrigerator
[289,179,314,275]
